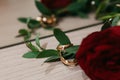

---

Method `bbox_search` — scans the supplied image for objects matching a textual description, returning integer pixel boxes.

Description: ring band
[57,44,78,66]
[57,44,73,51]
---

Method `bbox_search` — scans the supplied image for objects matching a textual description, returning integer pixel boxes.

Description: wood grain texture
[0,0,100,47]
[0,25,102,80]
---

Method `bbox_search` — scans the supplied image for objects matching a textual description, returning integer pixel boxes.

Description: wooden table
[0,0,100,48]
[0,24,102,80]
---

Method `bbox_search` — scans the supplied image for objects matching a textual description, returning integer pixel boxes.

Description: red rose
[76,26,120,80]
[41,0,72,10]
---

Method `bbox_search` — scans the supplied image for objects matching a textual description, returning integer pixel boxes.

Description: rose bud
[41,0,72,10]
[76,26,120,80]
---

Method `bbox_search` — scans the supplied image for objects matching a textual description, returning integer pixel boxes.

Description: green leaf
[66,2,81,12]
[35,35,40,48]
[101,20,112,31]
[96,0,120,19]
[99,13,120,20]
[37,49,58,58]
[27,19,41,29]
[35,0,52,15]
[44,56,60,62]
[96,0,110,18]
[23,51,40,58]
[99,15,113,20]
[35,35,45,50]
[18,17,41,29]
[18,17,28,23]
[54,28,71,45]
[26,42,39,52]
[19,17,31,24]
[112,16,120,26]
[65,45,79,54]
[44,26,55,30]
[56,0,88,15]
[44,52,75,62]
[65,0,88,12]
[77,12,88,18]
[19,29,31,40]
[101,16,120,30]
[44,45,79,62]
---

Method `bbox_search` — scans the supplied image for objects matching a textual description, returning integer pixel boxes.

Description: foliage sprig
[17,0,120,38]
[23,28,79,62]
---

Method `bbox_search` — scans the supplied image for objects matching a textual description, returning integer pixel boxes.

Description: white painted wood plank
[0,25,102,80]
[0,0,100,47]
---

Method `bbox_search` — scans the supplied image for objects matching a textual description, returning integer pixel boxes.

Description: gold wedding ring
[57,44,78,66]
[57,44,73,51]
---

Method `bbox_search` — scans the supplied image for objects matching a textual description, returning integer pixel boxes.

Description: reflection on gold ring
[57,44,78,66]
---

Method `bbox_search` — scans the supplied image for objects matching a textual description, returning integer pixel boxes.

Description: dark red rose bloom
[76,26,120,80]
[41,0,72,10]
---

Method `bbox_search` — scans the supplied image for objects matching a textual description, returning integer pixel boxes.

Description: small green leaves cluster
[18,29,31,40]
[101,16,120,30]
[23,28,79,62]
[35,0,52,16]
[17,17,41,39]
[96,0,120,19]
[18,17,41,29]
[23,34,59,62]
